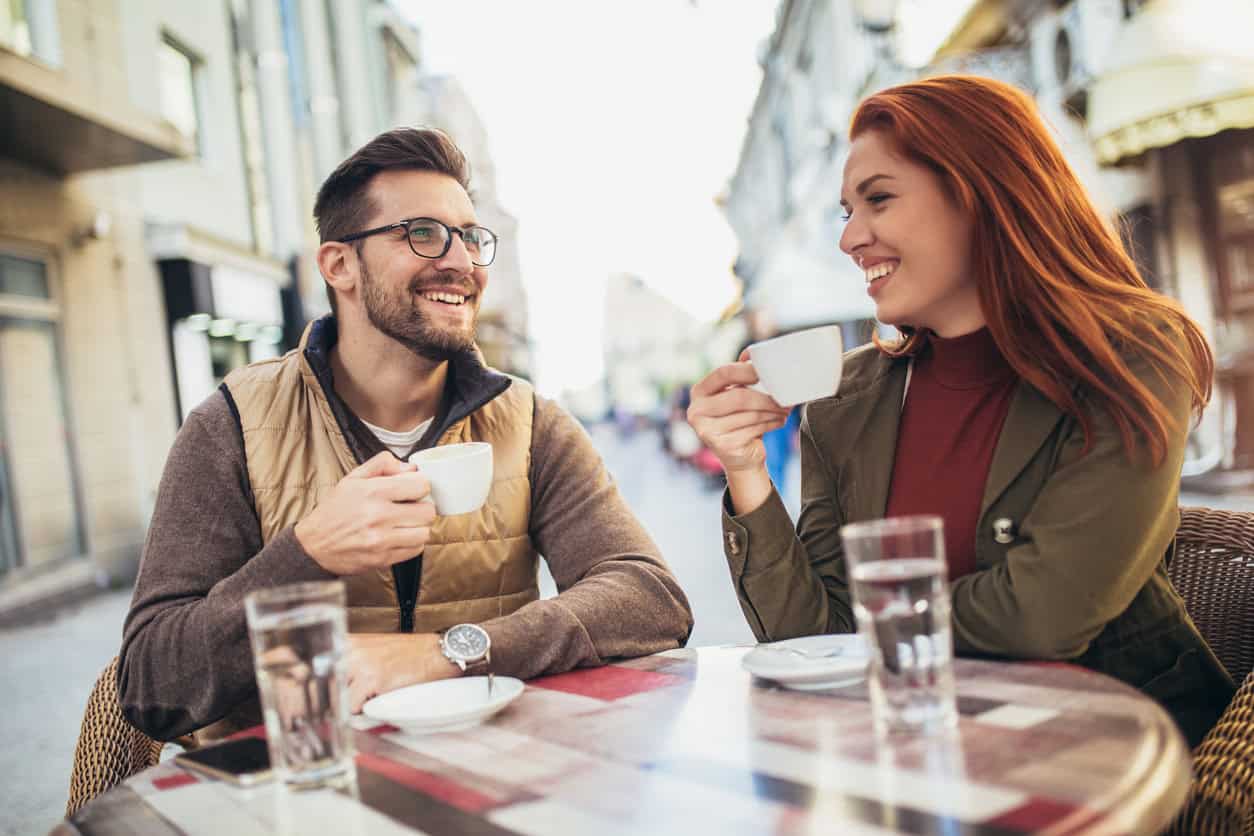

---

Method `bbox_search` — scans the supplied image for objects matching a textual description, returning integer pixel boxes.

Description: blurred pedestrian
[761,406,800,489]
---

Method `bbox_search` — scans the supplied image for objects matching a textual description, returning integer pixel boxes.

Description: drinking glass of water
[839,516,957,736]
[245,581,354,788]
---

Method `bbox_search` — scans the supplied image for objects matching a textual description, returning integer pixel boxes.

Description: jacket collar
[829,346,1065,521]
[298,316,513,461]
[980,380,1066,516]
[831,349,907,520]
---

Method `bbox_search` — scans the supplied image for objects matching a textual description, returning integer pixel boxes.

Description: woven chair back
[1163,669,1254,835]
[1170,507,1254,684]
[65,655,163,817]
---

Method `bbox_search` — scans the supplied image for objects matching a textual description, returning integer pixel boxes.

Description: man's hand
[345,633,461,713]
[294,451,437,575]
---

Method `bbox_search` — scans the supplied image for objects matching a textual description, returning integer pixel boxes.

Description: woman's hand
[687,354,791,514]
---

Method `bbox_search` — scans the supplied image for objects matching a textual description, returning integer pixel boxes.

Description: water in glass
[851,557,957,735]
[251,602,353,786]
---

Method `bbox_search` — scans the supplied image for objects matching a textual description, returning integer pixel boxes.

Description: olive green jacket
[722,342,1234,746]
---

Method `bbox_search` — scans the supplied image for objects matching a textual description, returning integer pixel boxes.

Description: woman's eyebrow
[855,173,895,195]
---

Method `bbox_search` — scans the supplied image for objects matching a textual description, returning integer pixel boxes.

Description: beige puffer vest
[223,332,539,635]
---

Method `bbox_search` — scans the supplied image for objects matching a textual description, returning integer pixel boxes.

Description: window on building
[1221,205,1254,309]
[1208,132,1254,316]
[278,0,311,133]
[0,253,50,298]
[158,34,204,152]
[772,115,794,217]
[209,334,250,385]
[0,0,59,64]
[0,252,84,576]
[381,27,417,124]
[1118,204,1161,291]
[0,0,32,55]
[228,1,275,254]
[320,0,350,153]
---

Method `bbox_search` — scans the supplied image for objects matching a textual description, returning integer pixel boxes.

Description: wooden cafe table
[57,646,1192,835]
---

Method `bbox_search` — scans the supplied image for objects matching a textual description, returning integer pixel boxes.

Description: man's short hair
[313,128,472,315]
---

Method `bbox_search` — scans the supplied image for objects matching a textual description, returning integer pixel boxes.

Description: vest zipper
[394,553,423,633]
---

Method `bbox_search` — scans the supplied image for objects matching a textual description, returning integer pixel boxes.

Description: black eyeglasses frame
[337,216,498,267]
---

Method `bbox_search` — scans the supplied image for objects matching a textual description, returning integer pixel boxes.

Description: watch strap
[464,648,491,675]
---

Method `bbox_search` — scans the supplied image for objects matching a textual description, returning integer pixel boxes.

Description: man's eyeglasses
[338,217,498,267]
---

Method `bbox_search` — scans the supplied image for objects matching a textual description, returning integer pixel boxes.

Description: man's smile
[418,290,470,306]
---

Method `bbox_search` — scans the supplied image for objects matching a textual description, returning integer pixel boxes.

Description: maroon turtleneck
[884,327,1018,580]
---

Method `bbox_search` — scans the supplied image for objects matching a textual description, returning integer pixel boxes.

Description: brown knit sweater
[118,335,693,741]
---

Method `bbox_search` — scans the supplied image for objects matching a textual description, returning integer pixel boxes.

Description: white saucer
[362,676,524,733]
[741,634,869,691]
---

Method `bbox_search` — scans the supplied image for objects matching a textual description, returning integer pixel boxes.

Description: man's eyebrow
[400,215,479,228]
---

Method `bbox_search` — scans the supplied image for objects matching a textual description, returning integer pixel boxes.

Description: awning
[0,51,191,174]
[1088,0,1254,165]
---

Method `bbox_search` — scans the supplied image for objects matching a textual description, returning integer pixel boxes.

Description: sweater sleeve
[117,391,335,741]
[480,396,693,679]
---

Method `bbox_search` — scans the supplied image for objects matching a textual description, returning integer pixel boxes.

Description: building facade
[724,0,878,347]
[602,273,705,419]
[0,0,193,589]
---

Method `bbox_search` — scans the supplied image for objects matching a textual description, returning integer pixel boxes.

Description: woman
[687,75,1233,746]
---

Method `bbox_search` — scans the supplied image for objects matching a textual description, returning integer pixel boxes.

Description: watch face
[445,624,488,661]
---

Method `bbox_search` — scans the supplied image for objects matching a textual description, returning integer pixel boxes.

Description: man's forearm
[118,526,333,740]
[483,555,692,680]
[519,396,693,680]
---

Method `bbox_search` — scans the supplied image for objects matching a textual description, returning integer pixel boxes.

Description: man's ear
[318,241,357,298]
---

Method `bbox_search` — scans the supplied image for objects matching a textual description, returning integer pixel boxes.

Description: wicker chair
[65,655,163,817]
[1162,506,1254,835]
[1169,506,1254,683]
[1164,669,1254,835]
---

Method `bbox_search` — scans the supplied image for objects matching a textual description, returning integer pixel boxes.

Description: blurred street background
[1,0,1252,833]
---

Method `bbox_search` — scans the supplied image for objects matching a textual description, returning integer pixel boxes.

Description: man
[118,128,693,741]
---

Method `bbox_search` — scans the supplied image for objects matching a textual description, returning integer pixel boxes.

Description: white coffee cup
[747,325,844,407]
[408,442,493,516]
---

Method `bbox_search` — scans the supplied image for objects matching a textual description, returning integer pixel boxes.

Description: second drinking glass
[839,516,957,736]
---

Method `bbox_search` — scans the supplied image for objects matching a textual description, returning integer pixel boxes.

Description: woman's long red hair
[851,74,1212,466]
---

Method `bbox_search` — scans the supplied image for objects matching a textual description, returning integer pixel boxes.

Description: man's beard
[359,258,477,362]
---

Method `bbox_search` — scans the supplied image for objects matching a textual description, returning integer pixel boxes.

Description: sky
[395,1,780,396]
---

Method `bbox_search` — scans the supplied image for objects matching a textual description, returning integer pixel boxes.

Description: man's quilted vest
[222,334,539,635]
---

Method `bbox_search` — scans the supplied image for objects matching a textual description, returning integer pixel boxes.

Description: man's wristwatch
[440,623,491,673]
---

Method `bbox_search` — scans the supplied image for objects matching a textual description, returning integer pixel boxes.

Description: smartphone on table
[174,737,273,787]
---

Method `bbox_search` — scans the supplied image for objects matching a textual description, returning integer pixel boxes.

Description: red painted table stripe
[154,772,199,791]
[529,665,683,700]
[228,725,268,740]
[986,796,1097,831]
[355,751,502,814]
